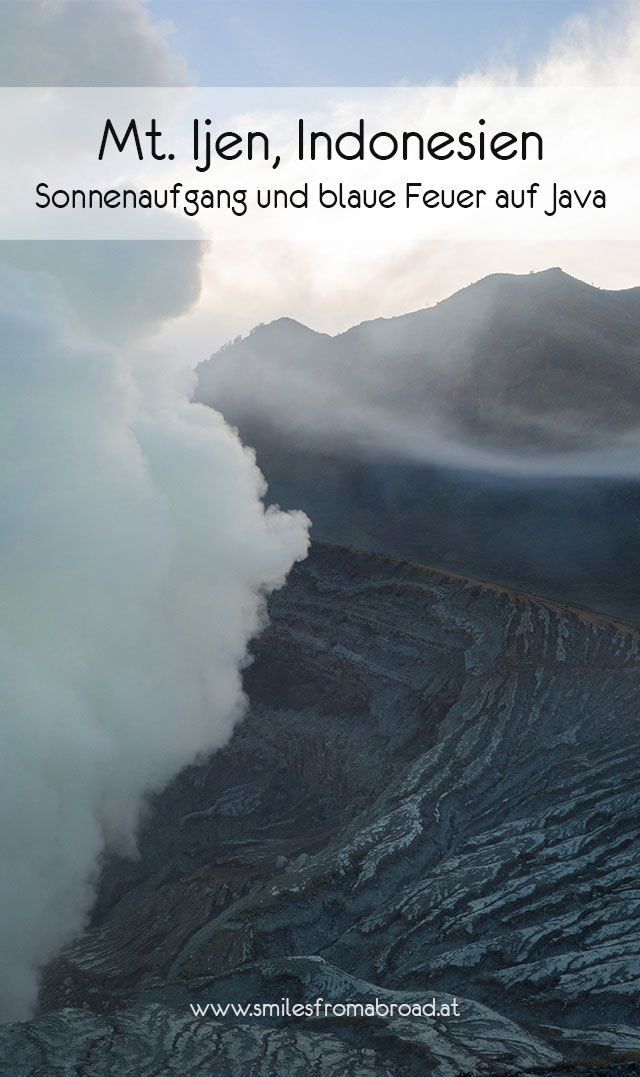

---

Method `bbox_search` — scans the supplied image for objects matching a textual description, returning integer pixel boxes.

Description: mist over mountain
[196,269,640,619]
[197,268,640,463]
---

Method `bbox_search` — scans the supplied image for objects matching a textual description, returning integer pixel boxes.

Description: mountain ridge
[237,269,640,346]
[314,541,640,634]
[197,265,640,457]
[194,268,640,623]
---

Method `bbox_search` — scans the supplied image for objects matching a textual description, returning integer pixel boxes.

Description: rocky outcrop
[3,544,640,1075]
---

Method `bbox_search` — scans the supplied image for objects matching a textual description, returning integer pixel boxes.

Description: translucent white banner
[0,86,636,241]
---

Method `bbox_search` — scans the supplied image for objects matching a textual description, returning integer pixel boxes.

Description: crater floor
[4,544,640,1075]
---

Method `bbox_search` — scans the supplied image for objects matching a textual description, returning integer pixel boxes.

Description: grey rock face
[0,1004,397,1077]
[3,544,640,1075]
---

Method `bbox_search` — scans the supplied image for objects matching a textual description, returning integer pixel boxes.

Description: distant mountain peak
[197,266,640,461]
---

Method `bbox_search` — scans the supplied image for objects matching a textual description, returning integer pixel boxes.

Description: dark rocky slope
[3,544,640,1075]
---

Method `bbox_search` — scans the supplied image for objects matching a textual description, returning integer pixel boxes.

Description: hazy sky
[149,1,595,84]
[2,0,638,350]
[133,0,640,355]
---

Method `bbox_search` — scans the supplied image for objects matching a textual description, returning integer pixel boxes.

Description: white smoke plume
[0,0,191,86]
[0,260,309,1021]
[0,0,308,1026]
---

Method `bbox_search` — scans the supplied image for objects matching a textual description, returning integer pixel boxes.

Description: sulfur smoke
[0,260,309,1021]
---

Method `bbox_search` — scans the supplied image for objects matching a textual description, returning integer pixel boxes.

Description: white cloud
[532,0,640,86]
[0,0,191,85]
[0,240,205,343]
